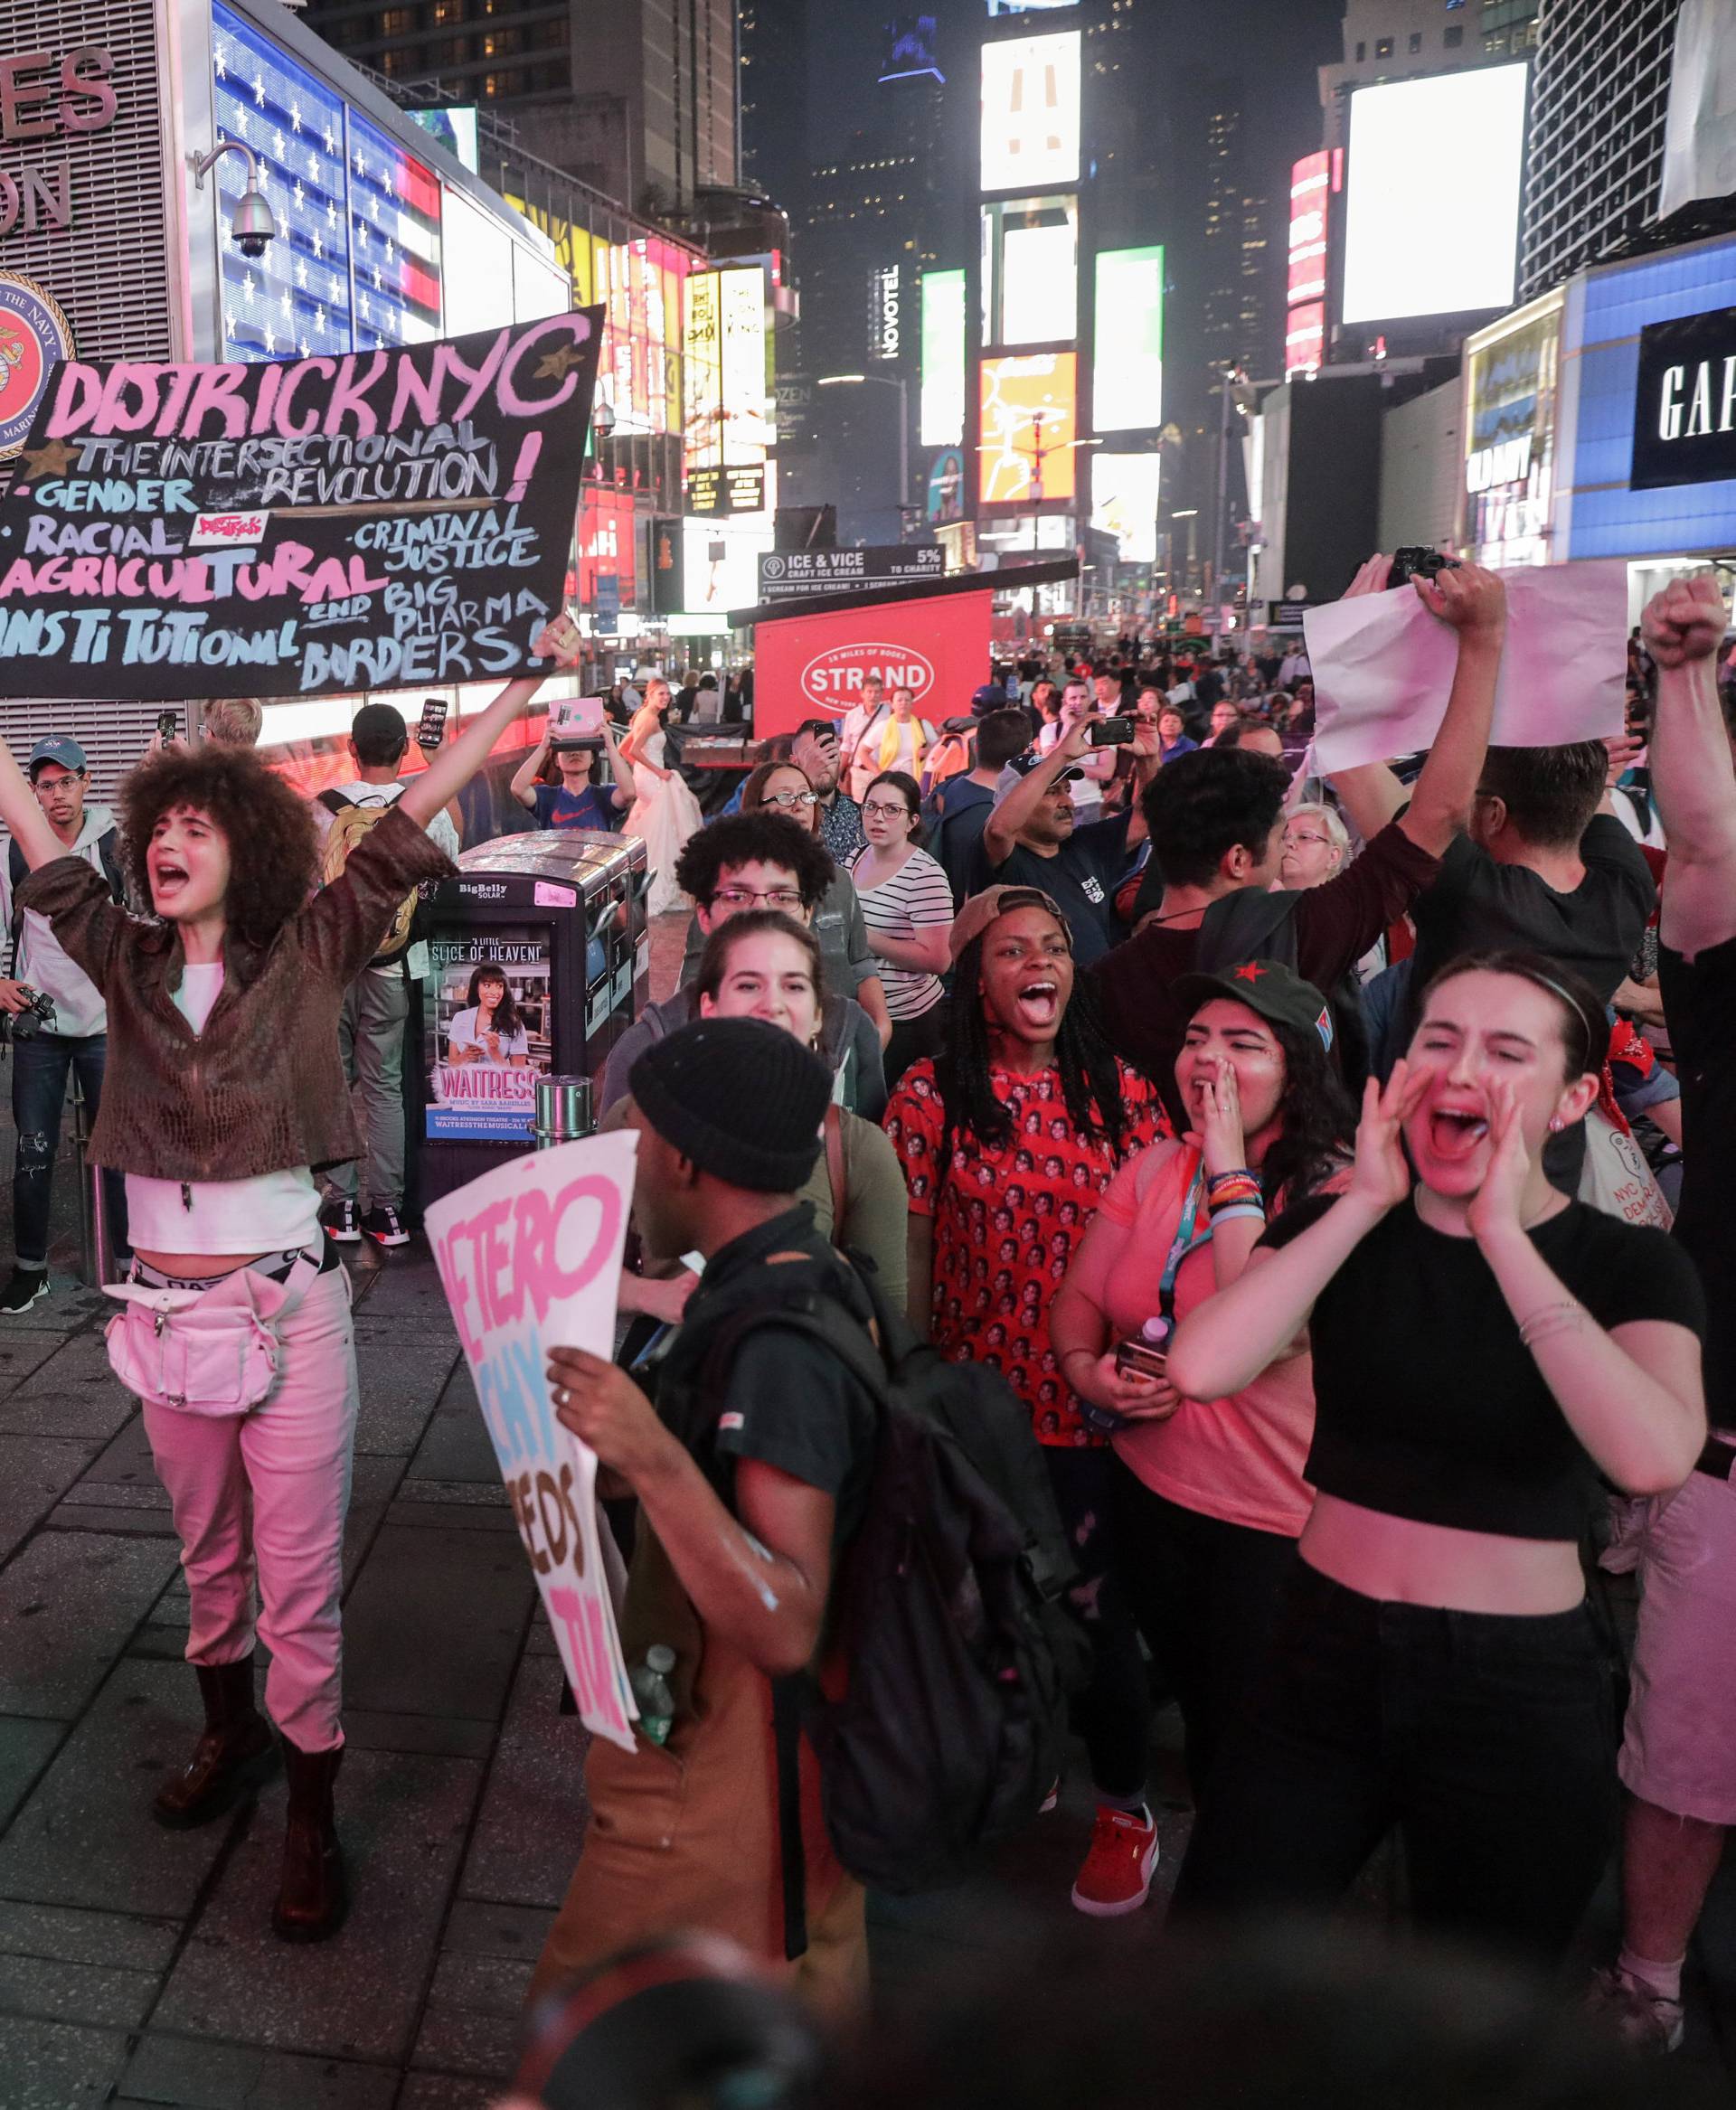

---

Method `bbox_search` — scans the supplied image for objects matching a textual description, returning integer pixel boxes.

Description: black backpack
[695,1258,1086,1947]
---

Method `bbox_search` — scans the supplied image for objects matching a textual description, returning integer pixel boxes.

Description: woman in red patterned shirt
[884,884,1165,1919]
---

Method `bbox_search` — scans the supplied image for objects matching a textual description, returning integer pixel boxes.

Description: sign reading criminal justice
[0,310,601,698]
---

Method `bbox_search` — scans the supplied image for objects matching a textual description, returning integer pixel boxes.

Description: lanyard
[1156,1157,1214,1331]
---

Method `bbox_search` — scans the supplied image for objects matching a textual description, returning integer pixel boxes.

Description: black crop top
[1259,1195,1707,1540]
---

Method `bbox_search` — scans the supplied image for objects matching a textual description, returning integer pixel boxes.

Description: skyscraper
[302,0,740,215]
[1519,0,1678,301]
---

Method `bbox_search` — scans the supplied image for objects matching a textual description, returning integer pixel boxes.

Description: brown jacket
[17,803,453,1180]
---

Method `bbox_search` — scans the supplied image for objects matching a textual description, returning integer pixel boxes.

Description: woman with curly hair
[0,616,580,1945]
[1051,964,1355,1821]
[882,885,1165,1919]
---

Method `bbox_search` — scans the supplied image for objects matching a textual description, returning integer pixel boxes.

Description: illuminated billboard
[1091,455,1161,564]
[1092,246,1163,433]
[1288,151,1329,307]
[681,515,778,617]
[920,267,967,446]
[1342,63,1527,325]
[980,31,1080,193]
[982,197,1078,347]
[684,268,723,474]
[1286,300,1326,375]
[720,264,770,467]
[979,353,1078,505]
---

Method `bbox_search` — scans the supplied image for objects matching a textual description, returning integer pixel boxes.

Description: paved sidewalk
[0,916,1730,2104]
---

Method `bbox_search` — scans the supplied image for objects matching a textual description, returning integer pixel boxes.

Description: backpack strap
[6,836,24,966]
[96,828,124,906]
[1195,885,1302,970]
[316,788,353,815]
[823,1106,847,1241]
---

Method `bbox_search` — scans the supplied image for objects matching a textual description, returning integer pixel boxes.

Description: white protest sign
[426,1131,639,1751]
[1305,558,1628,773]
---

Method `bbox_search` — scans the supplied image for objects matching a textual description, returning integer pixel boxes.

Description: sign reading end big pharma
[0,312,601,699]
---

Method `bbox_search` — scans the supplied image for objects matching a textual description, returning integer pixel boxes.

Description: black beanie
[628,1017,831,1192]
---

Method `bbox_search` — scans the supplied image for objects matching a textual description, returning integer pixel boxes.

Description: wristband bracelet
[1208,1201,1267,1227]
[1518,1302,1586,1348]
[1205,1168,1258,1192]
[1205,1182,1261,1210]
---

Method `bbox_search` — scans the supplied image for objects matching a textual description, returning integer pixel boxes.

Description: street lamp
[816,372,910,540]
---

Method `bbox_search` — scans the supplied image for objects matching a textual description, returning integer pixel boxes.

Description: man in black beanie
[533,1018,880,2024]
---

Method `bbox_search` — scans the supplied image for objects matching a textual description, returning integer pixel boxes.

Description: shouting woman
[1165,953,1706,1960]
[0,617,581,1943]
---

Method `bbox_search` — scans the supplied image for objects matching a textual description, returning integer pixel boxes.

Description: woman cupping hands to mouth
[1165,951,1708,1963]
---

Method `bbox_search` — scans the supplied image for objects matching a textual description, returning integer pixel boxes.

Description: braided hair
[933,920,1137,1173]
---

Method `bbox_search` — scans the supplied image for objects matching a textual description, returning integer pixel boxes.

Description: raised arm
[0,742,68,871]
[1643,572,1736,956]
[401,614,580,829]
[983,711,1093,864]
[1393,563,1505,856]
[508,730,552,811]
[599,719,636,809]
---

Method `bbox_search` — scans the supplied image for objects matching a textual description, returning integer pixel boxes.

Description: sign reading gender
[0,309,602,700]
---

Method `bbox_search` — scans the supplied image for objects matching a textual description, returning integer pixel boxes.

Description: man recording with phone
[967,709,1159,965]
[312,703,462,1249]
[0,736,127,1314]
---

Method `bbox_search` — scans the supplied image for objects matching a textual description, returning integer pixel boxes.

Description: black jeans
[1109,1467,1299,1807]
[1171,1562,1618,1963]
[882,1003,947,1096]
[1043,1445,1150,1804]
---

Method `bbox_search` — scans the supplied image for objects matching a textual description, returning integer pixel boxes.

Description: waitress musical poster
[426,928,552,1139]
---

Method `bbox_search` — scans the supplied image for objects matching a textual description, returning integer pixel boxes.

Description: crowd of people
[3,562,1732,2093]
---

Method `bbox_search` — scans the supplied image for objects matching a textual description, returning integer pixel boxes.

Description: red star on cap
[1231,962,1266,982]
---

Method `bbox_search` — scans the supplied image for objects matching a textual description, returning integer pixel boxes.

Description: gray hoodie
[0,802,117,1037]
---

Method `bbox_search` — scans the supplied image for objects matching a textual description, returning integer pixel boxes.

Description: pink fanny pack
[104,1254,320,1417]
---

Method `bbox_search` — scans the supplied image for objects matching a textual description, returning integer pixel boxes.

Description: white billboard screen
[981,31,1080,193]
[1092,454,1161,564]
[1342,64,1528,325]
[681,517,776,616]
[920,268,967,446]
[1001,221,1076,344]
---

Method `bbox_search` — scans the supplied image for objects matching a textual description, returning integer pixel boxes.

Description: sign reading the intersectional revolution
[0,311,602,700]
[426,1129,639,1751]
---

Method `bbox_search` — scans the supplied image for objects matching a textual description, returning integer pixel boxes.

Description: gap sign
[1631,303,1736,493]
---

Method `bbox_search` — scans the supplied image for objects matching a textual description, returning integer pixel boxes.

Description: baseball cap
[970,683,1006,715]
[350,702,409,749]
[948,883,1071,964]
[1172,959,1335,1054]
[27,735,87,777]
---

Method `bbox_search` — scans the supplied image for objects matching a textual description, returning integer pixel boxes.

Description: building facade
[302,0,741,216]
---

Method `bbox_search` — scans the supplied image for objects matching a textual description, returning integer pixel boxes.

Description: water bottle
[630,1644,676,1745]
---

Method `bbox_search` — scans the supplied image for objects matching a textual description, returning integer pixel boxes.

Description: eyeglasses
[862,800,912,820]
[709,886,806,912]
[1285,831,1334,850]
[758,788,817,809]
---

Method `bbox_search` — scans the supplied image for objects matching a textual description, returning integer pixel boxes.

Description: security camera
[230,184,278,259]
[192,137,278,261]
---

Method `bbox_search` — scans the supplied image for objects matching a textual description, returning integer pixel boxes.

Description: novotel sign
[1630,303,1736,494]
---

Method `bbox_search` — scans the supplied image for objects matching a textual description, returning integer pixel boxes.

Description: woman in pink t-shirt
[1052,962,1354,1804]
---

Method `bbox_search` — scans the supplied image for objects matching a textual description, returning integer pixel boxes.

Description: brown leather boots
[152,1656,278,1828]
[272,1740,346,1942]
[152,1656,347,1943]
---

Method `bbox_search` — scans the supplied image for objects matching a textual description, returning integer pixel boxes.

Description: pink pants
[141,1266,358,1753]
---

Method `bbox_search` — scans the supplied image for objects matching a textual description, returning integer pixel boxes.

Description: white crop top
[124,962,322,1255]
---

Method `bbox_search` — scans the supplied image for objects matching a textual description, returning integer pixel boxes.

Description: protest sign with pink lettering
[0,312,600,699]
[425,1130,639,1751]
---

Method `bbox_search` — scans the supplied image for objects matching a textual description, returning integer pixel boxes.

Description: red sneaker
[1071,1804,1158,1917]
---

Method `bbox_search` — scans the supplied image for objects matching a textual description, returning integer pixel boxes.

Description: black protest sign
[0,311,601,700]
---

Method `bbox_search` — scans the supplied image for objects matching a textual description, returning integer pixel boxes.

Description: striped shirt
[848,844,953,1021]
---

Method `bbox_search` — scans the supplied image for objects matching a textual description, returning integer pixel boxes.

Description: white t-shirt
[316,778,460,863]
[448,1004,531,1066]
[124,961,323,1255]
